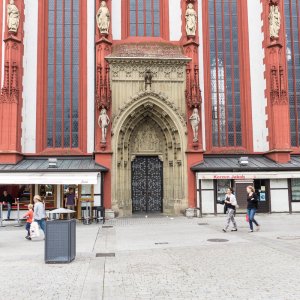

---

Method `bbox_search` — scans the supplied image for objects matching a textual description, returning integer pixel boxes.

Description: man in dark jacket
[0,190,14,220]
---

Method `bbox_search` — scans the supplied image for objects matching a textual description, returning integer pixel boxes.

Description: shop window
[291,179,300,201]
[204,0,251,150]
[39,185,56,209]
[79,185,94,200]
[0,185,33,210]
[216,179,232,202]
[284,0,300,147]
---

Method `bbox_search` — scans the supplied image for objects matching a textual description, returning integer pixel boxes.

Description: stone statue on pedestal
[96,1,110,35]
[185,3,197,37]
[98,108,110,143]
[7,0,20,34]
[189,108,200,142]
[269,5,281,39]
[144,69,153,91]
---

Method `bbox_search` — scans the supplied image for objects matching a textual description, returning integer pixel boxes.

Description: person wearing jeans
[246,186,260,232]
[0,190,14,220]
[33,195,47,236]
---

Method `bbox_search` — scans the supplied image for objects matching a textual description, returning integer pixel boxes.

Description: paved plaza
[1,213,300,300]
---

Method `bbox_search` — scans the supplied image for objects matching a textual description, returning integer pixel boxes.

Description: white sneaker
[248,230,253,233]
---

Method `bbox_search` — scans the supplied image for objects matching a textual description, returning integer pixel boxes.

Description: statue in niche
[96,1,110,35]
[7,0,20,34]
[98,108,110,143]
[189,108,200,142]
[144,69,153,91]
[269,5,281,39]
[185,3,197,37]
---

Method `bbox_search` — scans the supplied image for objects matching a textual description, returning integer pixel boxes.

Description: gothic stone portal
[111,95,188,217]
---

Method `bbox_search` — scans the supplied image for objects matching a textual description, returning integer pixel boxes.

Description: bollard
[14,199,22,227]
[0,203,6,227]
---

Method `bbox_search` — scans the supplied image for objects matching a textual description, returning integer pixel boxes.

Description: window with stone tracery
[47,0,80,148]
[285,0,300,147]
[208,0,242,148]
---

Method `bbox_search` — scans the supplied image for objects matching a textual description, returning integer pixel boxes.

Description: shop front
[0,158,107,220]
[192,156,300,215]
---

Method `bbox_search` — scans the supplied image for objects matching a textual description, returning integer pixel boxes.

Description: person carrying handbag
[222,187,238,232]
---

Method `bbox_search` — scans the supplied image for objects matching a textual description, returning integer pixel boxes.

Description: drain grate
[155,242,169,245]
[198,223,209,226]
[207,238,229,243]
[102,225,113,228]
[277,236,300,240]
[96,253,115,257]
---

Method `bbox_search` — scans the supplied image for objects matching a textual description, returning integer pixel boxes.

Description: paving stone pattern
[1,214,300,299]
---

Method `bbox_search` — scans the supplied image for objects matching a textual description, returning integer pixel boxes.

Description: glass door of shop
[254,179,270,213]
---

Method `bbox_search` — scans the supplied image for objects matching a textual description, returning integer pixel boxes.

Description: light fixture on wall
[238,156,249,167]
[48,158,58,168]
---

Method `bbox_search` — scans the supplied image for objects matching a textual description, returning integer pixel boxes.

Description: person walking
[23,204,34,240]
[0,190,14,220]
[246,186,260,232]
[222,187,238,232]
[33,195,47,236]
[65,188,77,219]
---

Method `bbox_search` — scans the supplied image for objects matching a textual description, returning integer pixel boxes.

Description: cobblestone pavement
[1,214,300,299]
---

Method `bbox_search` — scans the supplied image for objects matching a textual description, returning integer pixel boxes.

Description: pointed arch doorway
[111,93,188,217]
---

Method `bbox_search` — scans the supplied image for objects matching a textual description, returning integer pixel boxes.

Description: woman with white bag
[33,195,47,236]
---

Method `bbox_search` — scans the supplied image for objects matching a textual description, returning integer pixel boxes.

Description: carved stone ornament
[189,108,200,142]
[98,108,110,143]
[185,3,197,36]
[96,1,110,35]
[269,4,281,40]
[112,90,187,132]
[7,0,20,34]
[132,123,162,153]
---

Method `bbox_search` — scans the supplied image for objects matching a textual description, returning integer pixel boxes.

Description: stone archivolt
[111,90,187,134]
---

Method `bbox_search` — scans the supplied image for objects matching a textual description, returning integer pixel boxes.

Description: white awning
[197,171,300,180]
[0,172,99,185]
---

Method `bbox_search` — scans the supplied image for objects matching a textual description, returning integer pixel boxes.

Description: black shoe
[231,229,238,232]
[25,236,31,240]
[222,229,227,232]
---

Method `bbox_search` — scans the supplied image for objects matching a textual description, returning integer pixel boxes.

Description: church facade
[0,0,300,217]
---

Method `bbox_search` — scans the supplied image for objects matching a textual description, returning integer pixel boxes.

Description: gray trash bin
[45,219,76,263]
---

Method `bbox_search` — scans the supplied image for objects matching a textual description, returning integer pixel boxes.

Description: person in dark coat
[246,186,260,232]
[0,190,14,220]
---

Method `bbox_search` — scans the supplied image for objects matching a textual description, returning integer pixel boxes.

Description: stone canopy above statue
[107,42,190,61]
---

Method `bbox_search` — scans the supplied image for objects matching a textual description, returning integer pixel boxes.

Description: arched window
[36,0,87,152]
[203,0,251,150]
[129,0,160,37]
[285,0,300,147]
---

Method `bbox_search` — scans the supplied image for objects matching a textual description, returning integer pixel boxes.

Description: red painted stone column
[181,0,204,208]
[94,0,113,209]
[263,0,291,163]
[0,0,24,164]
